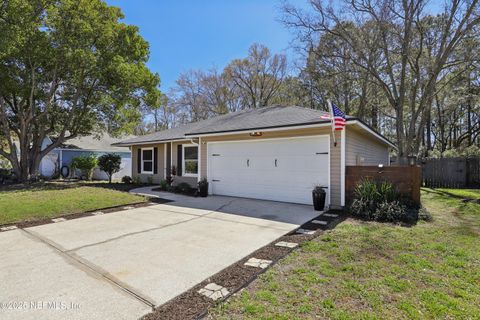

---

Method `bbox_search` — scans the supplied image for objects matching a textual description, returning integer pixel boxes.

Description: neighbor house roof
[113,105,393,147]
[58,133,134,152]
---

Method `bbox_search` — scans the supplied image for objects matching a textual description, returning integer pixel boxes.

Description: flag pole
[327,99,337,147]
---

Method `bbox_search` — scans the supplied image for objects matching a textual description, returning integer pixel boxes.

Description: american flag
[321,101,346,131]
[331,103,346,131]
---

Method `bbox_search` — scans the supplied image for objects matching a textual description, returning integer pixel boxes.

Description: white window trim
[141,147,154,174]
[182,144,198,177]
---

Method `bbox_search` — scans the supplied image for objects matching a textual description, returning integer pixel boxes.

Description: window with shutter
[141,148,154,174]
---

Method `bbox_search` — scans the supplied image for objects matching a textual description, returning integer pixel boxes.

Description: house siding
[132,144,165,184]
[345,126,390,166]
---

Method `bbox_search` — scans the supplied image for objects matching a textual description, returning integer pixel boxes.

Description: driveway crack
[67,214,204,252]
[20,228,157,310]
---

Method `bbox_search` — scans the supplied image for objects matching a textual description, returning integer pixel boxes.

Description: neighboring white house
[39,134,132,180]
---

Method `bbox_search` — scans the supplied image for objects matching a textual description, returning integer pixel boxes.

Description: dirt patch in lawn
[142,210,346,320]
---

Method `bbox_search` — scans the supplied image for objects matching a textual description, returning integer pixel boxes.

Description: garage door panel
[209,136,329,205]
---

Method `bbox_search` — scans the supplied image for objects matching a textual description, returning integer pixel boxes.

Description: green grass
[211,189,480,319]
[0,183,146,225]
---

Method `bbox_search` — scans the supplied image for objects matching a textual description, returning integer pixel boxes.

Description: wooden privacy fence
[422,157,480,188]
[345,166,422,205]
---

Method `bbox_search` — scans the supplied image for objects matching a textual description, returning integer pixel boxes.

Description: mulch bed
[0,180,153,192]
[142,210,346,320]
[0,198,172,231]
[151,187,198,197]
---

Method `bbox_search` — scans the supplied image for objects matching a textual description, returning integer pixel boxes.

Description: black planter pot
[198,183,209,197]
[312,189,326,211]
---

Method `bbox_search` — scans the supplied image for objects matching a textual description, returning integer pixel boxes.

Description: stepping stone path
[323,213,339,218]
[0,226,18,231]
[51,218,67,223]
[311,220,328,225]
[92,211,104,216]
[275,241,298,248]
[244,258,272,269]
[296,228,315,235]
[123,206,135,210]
[197,283,229,301]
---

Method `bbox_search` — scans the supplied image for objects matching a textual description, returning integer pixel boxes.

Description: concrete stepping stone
[311,220,328,225]
[296,228,315,235]
[275,241,298,248]
[92,211,104,215]
[244,258,272,269]
[198,283,229,301]
[0,226,18,231]
[51,218,67,223]
[323,213,339,218]
[123,206,135,210]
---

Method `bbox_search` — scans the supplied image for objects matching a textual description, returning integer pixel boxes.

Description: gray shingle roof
[59,133,134,152]
[113,105,354,146]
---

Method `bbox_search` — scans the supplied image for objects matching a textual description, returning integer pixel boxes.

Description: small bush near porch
[211,188,480,319]
[0,182,146,225]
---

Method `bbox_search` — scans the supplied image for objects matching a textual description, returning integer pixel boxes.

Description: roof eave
[111,137,192,147]
[112,117,396,149]
[184,121,333,137]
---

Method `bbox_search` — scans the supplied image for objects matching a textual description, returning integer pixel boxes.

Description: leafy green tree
[70,155,98,180]
[0,0,160,181]
[97,153,121,183]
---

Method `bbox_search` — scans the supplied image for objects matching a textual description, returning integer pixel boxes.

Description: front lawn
[211,188,480,319]
[0,182,146,225]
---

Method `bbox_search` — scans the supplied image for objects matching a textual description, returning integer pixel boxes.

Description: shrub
[97,153,122,183]
[122,176,133,184]
[373,200,407,222]
[147,176,153,184]
[159,179,168,190]
[70,155,98,180]
[354,179,381,203]
[132,176,141,184]
[167,185,179,193]
[350,198,375,220]
[378,181,397,202]
[0,168,13,184]
[198,177,208,188]
[349,179,413,223]
[176,182,192,193]
[353,179,398,204]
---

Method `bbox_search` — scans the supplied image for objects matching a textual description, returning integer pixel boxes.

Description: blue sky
[107,0,306,92]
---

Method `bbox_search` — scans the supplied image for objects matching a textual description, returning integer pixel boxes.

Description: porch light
[378,163,384,173]
[249,131,262,137]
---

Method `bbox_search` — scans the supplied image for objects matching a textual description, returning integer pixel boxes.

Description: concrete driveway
[0,187,320,320]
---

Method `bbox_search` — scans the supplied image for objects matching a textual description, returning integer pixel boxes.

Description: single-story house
[113,105,395,209]
[39,134,132,180]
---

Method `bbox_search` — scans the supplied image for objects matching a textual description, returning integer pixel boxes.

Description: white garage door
[208,135,329,205]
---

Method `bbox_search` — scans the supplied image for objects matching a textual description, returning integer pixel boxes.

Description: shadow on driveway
[130,186,321,225]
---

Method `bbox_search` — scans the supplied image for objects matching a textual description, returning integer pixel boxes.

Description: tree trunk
[395,99,407,165]
[426,107,432,156]
[371,105,378,130]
